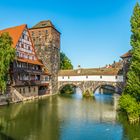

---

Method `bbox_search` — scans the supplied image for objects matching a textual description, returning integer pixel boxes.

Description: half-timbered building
[0,24,50,98]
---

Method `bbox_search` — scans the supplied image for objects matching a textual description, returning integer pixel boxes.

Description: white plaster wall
[58,75,123,82]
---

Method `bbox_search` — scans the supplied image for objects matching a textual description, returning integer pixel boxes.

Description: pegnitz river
[0,90,140,140]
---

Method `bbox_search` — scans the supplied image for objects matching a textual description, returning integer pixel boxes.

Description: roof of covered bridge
[58,68,122,76]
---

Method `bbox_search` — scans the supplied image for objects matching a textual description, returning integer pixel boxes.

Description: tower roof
[30,20,60,33]
[31,20,55,29]
[120,50,132,58]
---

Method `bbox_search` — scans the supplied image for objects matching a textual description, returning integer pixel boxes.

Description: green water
[0,93,140,140]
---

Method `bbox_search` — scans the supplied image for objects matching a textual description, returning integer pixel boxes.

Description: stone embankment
[0,88,58,106]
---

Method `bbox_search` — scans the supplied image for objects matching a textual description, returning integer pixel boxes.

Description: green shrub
[119,94,140,119]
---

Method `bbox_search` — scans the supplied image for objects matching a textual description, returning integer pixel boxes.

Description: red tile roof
[0,24,44,66]
[17,58,43,66]
[0,24,26,48]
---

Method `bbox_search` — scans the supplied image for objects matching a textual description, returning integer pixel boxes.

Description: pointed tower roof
[31,20,55,29]
[30,20,60,33]
[0,24,26,48]
[121,50,132,58]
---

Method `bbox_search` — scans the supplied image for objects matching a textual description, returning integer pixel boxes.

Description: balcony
[13,80,41,86]
[41,80,49,84]
[14,67,42,74]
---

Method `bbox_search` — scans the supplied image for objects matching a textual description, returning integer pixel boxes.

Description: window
[86,76,88,79]
[115,76,118,79]
[62,76,64,79]
[22,34,25,39]
[32,31,34,36]
[100,76,102,79]
[21,44,24,48]
[39,31,41,35]
[45,76,49,81]
[29,87,31,92]
[23,88,25,94]
[46,30,48,34]
[27,36,29,41]
[34,87,36,92]
[19,88,21,93]
[68,76,70,79]
[16,52,19,57]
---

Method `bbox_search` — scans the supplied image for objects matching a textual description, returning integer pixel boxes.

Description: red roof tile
[0,24,26,48]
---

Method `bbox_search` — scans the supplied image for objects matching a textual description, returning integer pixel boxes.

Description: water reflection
[0,91,139,140]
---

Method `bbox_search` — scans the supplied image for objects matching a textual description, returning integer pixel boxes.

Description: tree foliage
[60,52,73,70]
[119,3,140,120]
[123,3,140,101]
[0,33,15,93]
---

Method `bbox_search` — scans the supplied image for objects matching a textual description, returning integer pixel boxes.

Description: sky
[0,0,138,68]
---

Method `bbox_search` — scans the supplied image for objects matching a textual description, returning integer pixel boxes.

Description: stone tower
[29,20,60,94]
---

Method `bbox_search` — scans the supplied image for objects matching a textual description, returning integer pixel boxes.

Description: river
[0,91,140,140]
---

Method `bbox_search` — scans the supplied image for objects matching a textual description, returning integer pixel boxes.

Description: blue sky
[0,0,138,68]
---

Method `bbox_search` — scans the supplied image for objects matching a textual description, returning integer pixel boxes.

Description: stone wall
[15,86,38,97]
[29,21,60,94]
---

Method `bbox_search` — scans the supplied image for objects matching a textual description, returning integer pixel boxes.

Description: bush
[119,94,140,119]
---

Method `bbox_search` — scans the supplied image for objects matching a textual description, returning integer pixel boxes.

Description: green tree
[0,33,15,93]
[123,3,140,101]
[60,52,73,70]
[119,3,140,120]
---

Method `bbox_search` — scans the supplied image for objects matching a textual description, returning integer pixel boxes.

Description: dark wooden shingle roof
[59,68,122,76]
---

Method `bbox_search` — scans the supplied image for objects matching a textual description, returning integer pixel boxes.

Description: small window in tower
[32,31,34,36]
[39,31,41,35]
[46,30,48,34]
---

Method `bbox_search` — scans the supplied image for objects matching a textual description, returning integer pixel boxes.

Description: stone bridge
[58,68,124,94]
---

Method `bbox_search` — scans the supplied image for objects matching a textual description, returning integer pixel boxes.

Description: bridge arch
[58,82,83,94]
[93,82,122,94]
